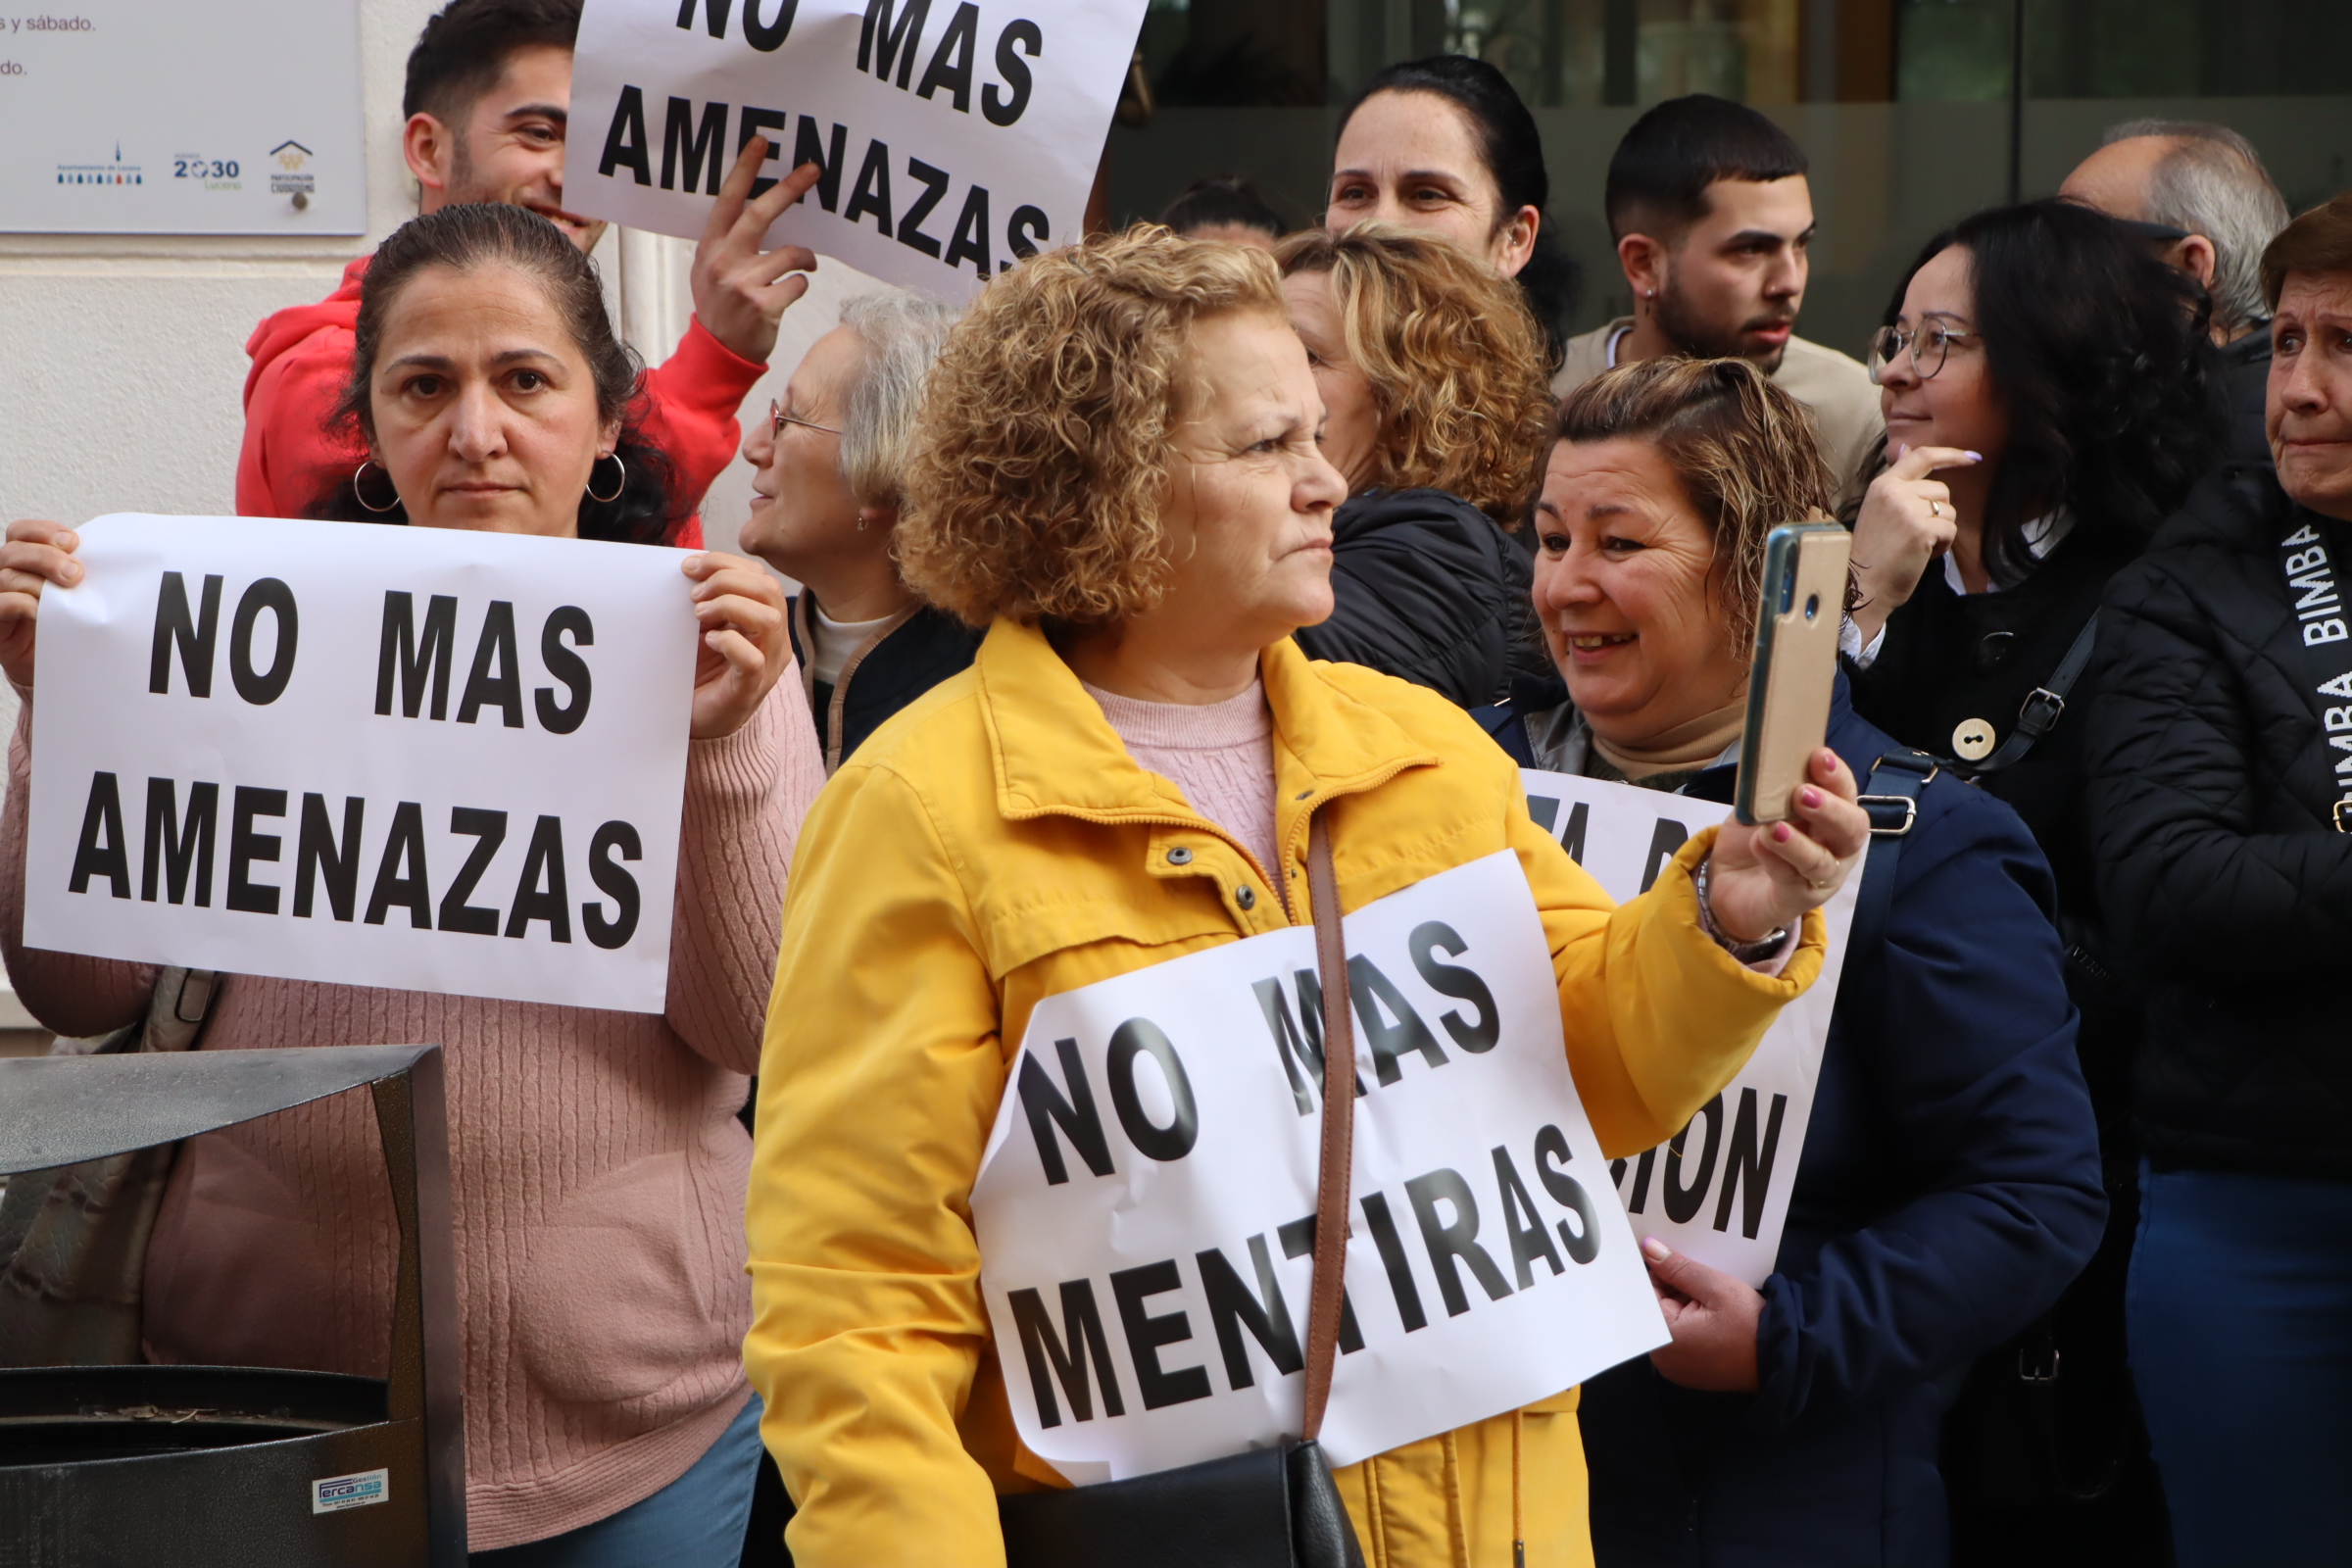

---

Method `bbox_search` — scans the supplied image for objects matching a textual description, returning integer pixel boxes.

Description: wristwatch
[1693,855,1790,963]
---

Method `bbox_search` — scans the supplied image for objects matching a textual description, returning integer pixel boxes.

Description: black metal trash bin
[0,1046,464,1567]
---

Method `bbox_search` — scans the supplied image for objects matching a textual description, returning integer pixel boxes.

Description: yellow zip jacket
[746,619,1826,1567]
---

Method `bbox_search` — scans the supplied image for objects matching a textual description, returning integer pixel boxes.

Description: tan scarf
[1590,697,1748,782]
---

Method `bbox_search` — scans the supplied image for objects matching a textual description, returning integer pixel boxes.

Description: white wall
[0,0,873,559]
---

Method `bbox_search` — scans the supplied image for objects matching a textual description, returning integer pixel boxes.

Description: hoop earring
[587,452,627,505]
[354,460,402,514]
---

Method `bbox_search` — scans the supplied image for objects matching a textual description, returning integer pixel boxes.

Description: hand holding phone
[1735,524,1851,826]
[1710,523,1871,939]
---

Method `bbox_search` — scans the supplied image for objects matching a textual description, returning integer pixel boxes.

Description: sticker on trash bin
[312,1467,389,1513]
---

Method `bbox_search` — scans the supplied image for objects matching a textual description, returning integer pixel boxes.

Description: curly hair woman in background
[1275,223,1557,707]
[1834,197,2223,1559]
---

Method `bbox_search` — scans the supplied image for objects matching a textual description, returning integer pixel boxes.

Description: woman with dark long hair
[1844,198,2220,932]
[1839,197,2222,1558]
[1325,54,1576,359]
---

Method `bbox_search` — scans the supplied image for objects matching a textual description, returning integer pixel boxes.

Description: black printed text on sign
[25,515,698,1013]
[564,0,1150,299]
[967,852,1668,1485]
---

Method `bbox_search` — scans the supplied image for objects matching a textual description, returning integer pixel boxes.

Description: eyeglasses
[1868,322,1980,384]
[771,399,842,438]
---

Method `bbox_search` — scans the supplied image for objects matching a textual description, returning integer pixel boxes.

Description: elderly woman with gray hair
[739,290,979,770]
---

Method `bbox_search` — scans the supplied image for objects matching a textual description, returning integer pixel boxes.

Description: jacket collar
[974,618,1441,831]
[792,593,923,774]
[1525,671,1871,799]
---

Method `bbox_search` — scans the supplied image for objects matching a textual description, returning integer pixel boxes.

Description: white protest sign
[25,515,700,1014]
[968,851,1669,1485]
[1519,769,1859,1286]
[564,0,1149,298]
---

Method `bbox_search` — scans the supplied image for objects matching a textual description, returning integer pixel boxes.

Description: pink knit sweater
[1084,680,1279,873]
[0,678,824,1551]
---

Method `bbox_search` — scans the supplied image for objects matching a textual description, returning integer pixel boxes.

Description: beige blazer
[1554,318,1885,501]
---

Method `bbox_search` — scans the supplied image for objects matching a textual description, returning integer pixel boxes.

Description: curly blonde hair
[1274,223,1555,522]
[896,226,1288,630]
[1555,357,1836,650]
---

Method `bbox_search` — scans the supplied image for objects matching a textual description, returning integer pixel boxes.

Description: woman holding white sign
[745,229,1866,1567]
[1473,357,2103,1566]
[0,203,824,1565]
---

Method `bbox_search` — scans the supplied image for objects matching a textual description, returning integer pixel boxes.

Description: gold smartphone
[1735,524,1852,826]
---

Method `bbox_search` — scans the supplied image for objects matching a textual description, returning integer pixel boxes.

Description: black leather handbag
[997,816,1370,1568]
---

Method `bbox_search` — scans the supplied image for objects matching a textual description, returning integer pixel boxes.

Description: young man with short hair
[1556,95,1881,495]
[237,0,816,544]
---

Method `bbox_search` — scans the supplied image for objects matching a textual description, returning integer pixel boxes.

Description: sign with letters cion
[564,0,1150,298]
[1519,768,1860,1287]
[24,515,700,1014]
[967,851,1670,1486]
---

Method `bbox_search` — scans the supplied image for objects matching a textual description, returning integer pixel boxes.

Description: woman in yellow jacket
[743,228,1870,1567]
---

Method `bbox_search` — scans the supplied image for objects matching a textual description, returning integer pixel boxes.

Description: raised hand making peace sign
[691,137,828,367]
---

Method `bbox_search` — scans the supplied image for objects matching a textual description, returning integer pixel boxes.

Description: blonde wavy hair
[1555,357,1836,650]
[896,225,1288,630]
[1274,223,1554,522]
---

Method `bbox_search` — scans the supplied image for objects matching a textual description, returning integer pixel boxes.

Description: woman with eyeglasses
[1845,201,2222,906]
[737,291,981,772]
[1838,198,2223,1552]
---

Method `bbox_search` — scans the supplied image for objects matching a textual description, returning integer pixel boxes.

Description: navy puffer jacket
[1478,678,2106,1566]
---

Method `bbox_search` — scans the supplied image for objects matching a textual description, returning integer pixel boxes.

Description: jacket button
[1952,717,1997,760]
[1976,630,2016,670]
[1236,886,1256,910]
[1166,847,1193,865]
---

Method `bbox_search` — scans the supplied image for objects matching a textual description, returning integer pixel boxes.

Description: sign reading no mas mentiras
[968,852,1670,1486]
[24,515,700,1014]
[564,0,1150,298]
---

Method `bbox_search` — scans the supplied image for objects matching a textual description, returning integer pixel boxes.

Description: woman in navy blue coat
[1476,356,2104,1565]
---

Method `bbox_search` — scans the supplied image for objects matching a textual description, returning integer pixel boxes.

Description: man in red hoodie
[238,0,819,546]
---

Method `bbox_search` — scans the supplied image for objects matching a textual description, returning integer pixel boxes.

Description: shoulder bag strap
[2276,514,2352,830]
[1299,814,1356,1444]
[1852,751,1935,945]
[1842,751,1936,1021]
[1968,612,2100,776]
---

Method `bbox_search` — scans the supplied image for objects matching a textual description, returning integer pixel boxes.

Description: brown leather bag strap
[1300,813,1355,1444]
